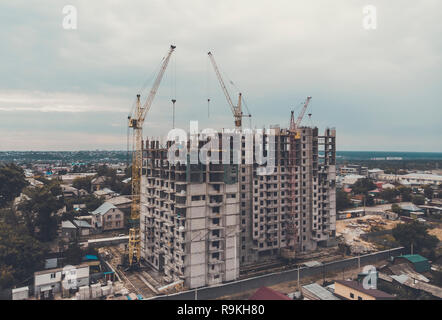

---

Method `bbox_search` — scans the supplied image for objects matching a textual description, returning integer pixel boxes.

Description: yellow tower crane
[208,51,251,129]
[293,96,312,138]
[127,45,176,267]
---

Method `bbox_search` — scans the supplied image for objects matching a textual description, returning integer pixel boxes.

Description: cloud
[0,90,127,113]
[0,0,441,151]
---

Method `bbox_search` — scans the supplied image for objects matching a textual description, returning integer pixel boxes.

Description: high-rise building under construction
[140,125,336,289]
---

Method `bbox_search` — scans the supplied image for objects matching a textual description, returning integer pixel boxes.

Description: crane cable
[206,56,211,118]
[126,53,166,168]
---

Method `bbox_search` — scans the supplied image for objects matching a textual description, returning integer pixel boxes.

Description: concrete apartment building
[140,137,240,288]
[239,126,336,265]
[140,125,336,288]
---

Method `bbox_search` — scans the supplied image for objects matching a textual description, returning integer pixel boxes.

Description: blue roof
[83,254,98,261]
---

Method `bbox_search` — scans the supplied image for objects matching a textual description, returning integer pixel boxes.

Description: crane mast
[283,96,312,261]
[127,45,176,266]
[208,51,244,129]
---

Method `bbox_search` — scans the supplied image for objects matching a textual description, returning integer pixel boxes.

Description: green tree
[380,188,399,202]
[412,195,425,205]
[63,241,83,265]
[83,195,104,211]
[392,222,439,256]
[397,186,412,202]
[0,220,46,288]
[72,176,93,192]
[19,188,62,242]
[96,165,116,178]
[0,163,28,207]
[336,189,351,211]
[351,178,376,195]
[391,204,401,214]
[423,185,433,200]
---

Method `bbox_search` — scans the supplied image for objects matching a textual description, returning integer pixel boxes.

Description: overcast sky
[0,0,441,151]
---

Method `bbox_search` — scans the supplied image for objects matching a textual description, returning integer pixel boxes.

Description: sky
[0,0,441,152]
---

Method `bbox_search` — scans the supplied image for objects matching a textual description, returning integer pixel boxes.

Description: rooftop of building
[249,287,292,300]
[334,280,394,299]
[91,202,117,216]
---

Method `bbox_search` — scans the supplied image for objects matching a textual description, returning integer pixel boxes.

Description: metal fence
[151,247,405,300]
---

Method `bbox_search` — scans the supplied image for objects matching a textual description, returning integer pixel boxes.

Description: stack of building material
[78,286,90,300]
[101,284,112,296]
[90,283,102,299]
[113,281,124,292]
[12,287,29,300]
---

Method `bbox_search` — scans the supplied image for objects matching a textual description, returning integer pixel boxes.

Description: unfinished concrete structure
[140,136,240,289]
[239,126,337,265]
[140,125,336,288]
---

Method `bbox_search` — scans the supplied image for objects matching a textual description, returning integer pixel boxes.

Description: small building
[61,220,78,240]
[107,196,132,215]
[334,280,394,300]
[12,287,29,300]
[91,202,125,231]
[301,283,340,300]
[61,185,79,198]
[382,183,395,190]
[368,169,384,180]
[393,254,431,273]
[249,287,292,300]
[337,209,365,220]
[400,203,424,216]
[91,176,108,192]
[94,188,118,200]
[73,219,93,236]
[342,174,365,186]
[34,264,90,299]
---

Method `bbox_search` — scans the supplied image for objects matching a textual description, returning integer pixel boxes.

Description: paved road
[150,247,405,300]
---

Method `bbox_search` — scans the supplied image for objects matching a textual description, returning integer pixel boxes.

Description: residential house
[94,188,118,200]
[334,280,394,300]
[91,202,124,231]
[34,264,89,299]
[61,185,79,198]
[393,254,431,273]
[60,220,78,240]
[73,219,93,236]
[91,176,107,192]
[301,283,340,300]
[107,195,132,215]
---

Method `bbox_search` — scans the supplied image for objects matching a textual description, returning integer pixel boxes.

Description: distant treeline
[337,159,442,172]
[0,151,130,164]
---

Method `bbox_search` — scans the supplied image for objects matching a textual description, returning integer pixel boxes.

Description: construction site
[65,45,442,301]
[77,44,336,298]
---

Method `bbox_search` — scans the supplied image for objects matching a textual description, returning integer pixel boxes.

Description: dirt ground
[429,227,442,241]
[336,214,402,253]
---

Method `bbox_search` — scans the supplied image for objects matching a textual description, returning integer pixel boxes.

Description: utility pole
[297,265,300,290]
[411,242,414,255]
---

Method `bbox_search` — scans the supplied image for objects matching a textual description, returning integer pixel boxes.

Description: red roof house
[249,287,292,300]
